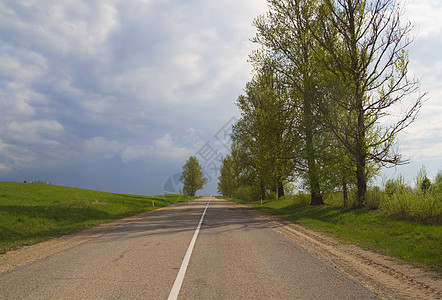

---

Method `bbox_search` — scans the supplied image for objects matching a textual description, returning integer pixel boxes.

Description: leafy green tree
[251,0,326,205]
[421,177,431,193]
[217,155,238,198]
[311,0,425,206]
[232,63,297,200]
[233,0,423,208]
[434,170,442,193]
[415,165,431,193]
[180,156,207,197]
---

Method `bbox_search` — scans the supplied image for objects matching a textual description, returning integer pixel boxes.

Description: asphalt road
[0,197,378,299]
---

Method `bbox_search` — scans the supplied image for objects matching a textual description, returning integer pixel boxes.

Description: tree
[233,0,423,207]
[180,156,207,197]
[232,62,297,200]
[311,0,425,206]
[415,165,431,193]
[252,0,327,205]
[217,155,238,198]
[434,171,442,193]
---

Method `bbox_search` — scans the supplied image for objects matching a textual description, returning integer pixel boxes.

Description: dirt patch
[240,204,441,300]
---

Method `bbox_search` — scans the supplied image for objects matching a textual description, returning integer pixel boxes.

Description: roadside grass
[227,194,442,273]
[0,182,195,254]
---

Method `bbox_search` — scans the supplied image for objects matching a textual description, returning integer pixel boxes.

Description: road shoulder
[0,201,188,275]
[229,200,441,299]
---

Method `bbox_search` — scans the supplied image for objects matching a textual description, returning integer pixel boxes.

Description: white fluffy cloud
[82,132,193,164]
[121,132,193,163]
[397,0,442,163]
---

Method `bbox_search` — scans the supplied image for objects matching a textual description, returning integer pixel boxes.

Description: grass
[227,194,442,273]
[0,182,196,254]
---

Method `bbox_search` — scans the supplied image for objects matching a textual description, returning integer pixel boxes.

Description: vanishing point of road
[0,197,378,299]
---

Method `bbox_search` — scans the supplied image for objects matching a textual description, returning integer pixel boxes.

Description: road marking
[168,197,211,300]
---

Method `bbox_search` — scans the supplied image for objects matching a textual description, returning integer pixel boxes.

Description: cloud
[0,163,11,173]
[121,145,150,163]
[395,0,442,162]
[122,132,192,163]
[0,138,36,173]
[1,0,438,195]
[83,136,123,160]
[406,0,442,38]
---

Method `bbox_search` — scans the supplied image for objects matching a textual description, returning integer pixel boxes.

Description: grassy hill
[0,182,193,254]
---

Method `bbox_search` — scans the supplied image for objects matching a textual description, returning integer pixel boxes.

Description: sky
[0,0,441,196]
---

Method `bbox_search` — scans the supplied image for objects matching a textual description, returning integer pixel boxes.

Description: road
[0,197,378,299]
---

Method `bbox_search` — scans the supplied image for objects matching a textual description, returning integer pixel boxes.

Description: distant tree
[434,170,442,193]
[415,165,431,193]
[421,177,431,193]
[180,156,207,197]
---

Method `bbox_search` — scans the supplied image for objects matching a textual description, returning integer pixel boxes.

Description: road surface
[0,197,378,299]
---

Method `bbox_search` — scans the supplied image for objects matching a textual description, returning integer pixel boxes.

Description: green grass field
[0,182,195,254]
[227,195,442,273]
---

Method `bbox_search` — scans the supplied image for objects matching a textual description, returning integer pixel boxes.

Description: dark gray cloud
[0,0,267,194]
[0,0,440,194]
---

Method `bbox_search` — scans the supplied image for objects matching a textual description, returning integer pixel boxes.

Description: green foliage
[421,177,431,193]
[0,182,193,254]
[232,185,261,202]
[179,156,207,197]
[217,155,238,198]
[380,170,442,224]
[434,170,442,193]
[382,192,441,224]
[232,66,297,201]
[253,0,329,205]
[381,176,442,224]
[365,186,383,210]
[384,175,409,198]
[232,0,423,207]
[415,165,430,193]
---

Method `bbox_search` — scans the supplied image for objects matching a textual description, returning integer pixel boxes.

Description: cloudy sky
[1,0,441,196]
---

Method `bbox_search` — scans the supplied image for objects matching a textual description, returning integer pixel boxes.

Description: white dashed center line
[167,197,211,300]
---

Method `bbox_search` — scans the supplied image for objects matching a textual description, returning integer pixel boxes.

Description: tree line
[218,0,425,207]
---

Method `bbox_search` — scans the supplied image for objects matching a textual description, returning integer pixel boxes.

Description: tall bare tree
[312,0,425,206]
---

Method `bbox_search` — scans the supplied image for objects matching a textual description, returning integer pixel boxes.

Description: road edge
[227,199,441,300]
[0,199,198,275]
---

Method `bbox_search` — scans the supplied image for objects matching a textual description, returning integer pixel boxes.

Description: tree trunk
[355,90,367,207]
[356,151,366,207]
[350,1,367,208]
[304,90,324,206]
[310,181,323,205]
[342,175,348,207]
[277,181,284,199]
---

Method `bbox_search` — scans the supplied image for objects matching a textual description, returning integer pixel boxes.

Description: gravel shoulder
[235,202,441,300]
